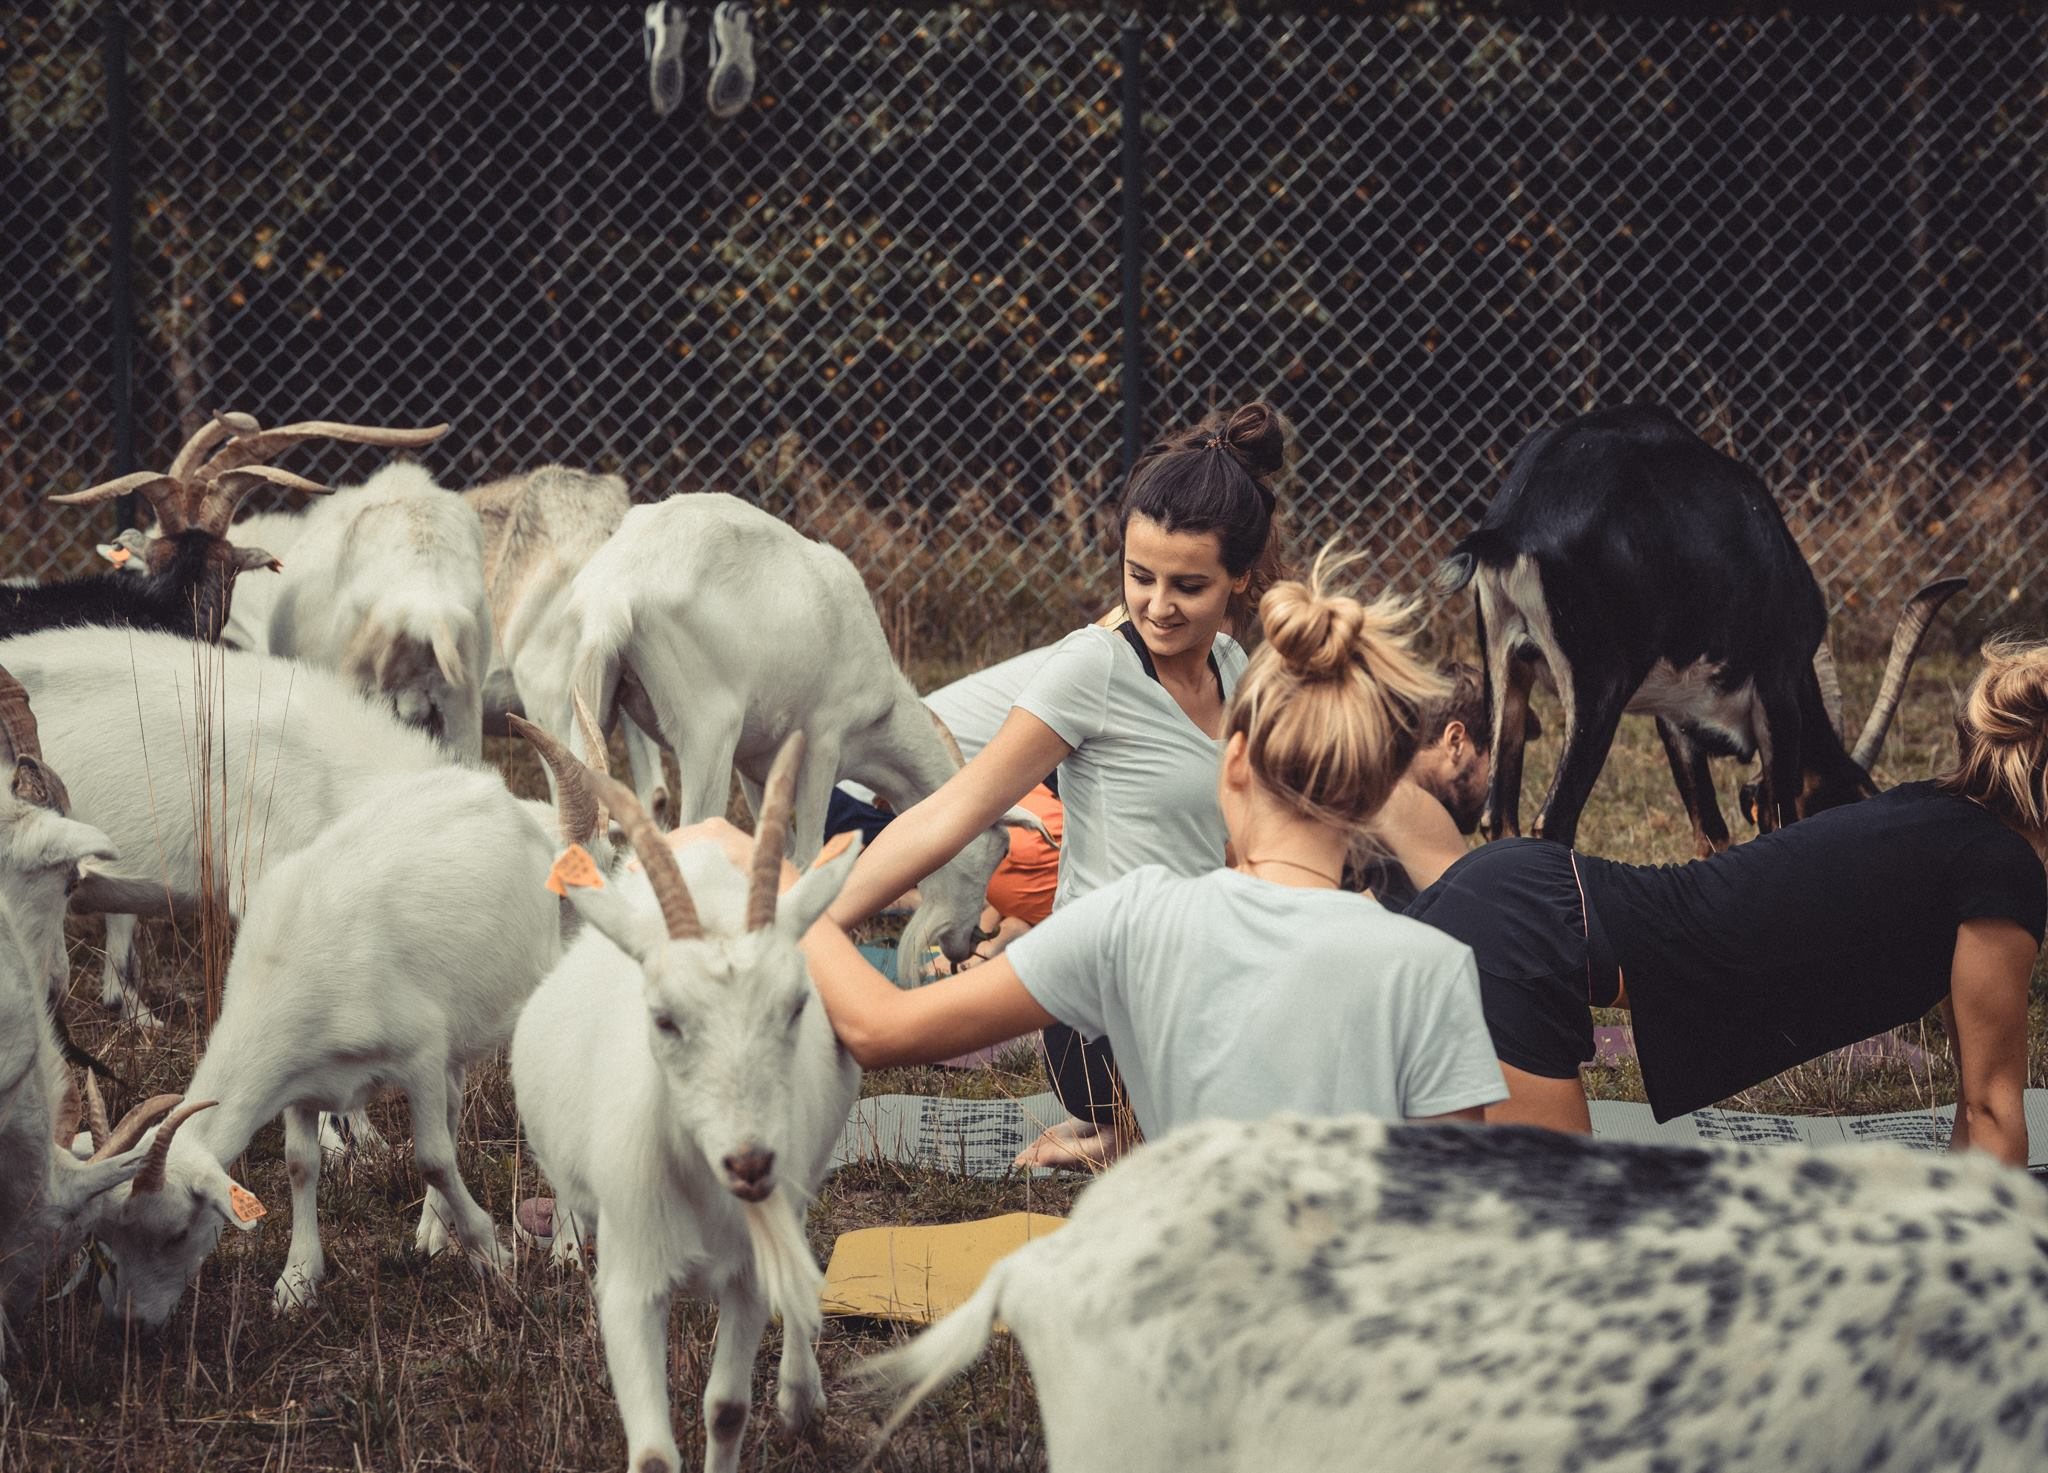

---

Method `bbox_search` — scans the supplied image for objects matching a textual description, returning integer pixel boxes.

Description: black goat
[15,411,447,644]
[1431,404,1960,855]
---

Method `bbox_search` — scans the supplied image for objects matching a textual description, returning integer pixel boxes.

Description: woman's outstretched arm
[799,925,1057,1068]
[1946,917,2036,1168]
[825,708,1072,929]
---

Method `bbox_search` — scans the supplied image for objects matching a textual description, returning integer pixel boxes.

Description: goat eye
[652,1015,680,1038]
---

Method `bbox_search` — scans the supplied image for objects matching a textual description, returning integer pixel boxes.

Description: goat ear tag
[98,543,132,567]
[228,1182,266,1223]
[546,844,605,898]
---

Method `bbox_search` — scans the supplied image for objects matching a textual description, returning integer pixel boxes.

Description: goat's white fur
[566,492,1031,978]
[511,833,862,1473]
[85,767,583,1327]
[863,1114,2048,1473]
[268,463,492,762]
[464,465,671,823]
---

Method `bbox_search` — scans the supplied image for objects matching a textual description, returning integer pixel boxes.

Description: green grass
[4,654,2038,1471]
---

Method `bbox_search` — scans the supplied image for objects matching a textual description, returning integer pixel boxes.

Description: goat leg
[1531,673,1632,851]
[1655,719,1730,858]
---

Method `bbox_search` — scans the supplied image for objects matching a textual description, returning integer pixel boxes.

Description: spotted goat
[863,1114,2048,1473]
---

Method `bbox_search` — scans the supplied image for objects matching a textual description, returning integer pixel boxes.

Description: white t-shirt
[1007,867,1506,1137]
[1014,625,1247,906]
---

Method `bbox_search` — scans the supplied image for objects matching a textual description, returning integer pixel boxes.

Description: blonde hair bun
[1940,636,2048,842]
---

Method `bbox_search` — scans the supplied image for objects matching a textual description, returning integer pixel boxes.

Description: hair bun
[1260,580,1367,681]
[1218,402,1287,482]
[1972,640,2048,740]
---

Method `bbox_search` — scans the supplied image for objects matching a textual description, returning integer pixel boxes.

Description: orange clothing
[984,783,1063,925]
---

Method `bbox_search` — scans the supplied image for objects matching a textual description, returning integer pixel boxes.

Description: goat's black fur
[0,530,234,643]
[1438,404,1864,854]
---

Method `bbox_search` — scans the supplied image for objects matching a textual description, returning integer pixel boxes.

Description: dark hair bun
[1218,402,1287,481]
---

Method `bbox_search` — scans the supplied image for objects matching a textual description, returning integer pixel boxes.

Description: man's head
[1405,663,1542,835]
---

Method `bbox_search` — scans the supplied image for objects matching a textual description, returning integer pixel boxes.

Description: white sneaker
[706,2,758,122]
[643,2,687,119]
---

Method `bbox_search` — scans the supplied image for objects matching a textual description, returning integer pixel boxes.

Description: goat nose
[722,1148,775,1185]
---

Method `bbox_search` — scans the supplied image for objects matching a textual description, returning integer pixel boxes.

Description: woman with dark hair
[1404,638,2048,1163]
[824,401,1290,1167]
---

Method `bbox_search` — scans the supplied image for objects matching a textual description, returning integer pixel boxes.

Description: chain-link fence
[7,2,2044,662]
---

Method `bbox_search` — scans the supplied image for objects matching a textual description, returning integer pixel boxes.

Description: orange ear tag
[228,1182,267,1223]
[546,843,605,898]
[102,545,132,568]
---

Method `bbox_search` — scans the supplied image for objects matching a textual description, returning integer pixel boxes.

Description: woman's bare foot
[1013,1117,1131,1171]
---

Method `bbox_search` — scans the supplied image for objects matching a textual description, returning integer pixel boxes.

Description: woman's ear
[1221,731,1252,790]
[1231,571,1251,595]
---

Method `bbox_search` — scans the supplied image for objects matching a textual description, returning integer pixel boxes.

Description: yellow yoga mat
[821,1212,1066,1324]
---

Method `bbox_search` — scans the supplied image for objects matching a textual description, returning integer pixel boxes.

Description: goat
[0,669,171,1400]
[464,464,671,822]
[1432,405,1959,854]
[84,722,606,1327]
[511,733,860,1473]
[566,492,1041,979]
[864,1113,2048,1473]
[23,411,444,644]
[267,462,492,760]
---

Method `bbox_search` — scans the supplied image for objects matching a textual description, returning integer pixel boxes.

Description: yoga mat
[834,1089,2048,1177]
[821,1212,1066,1323]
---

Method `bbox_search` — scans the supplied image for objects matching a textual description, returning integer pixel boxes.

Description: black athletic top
[1580,781,2045,1120]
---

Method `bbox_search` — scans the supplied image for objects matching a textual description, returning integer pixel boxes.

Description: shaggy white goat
[86,724,605,1327]
[0,668,169,1400]
[464,464,671,823]
[268,462,491,760]
[865,1114,2048,1473]
[512,734,859,1473]
[568,492,1041,980]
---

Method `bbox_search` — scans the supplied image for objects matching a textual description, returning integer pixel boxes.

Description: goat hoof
[774,1381,823,1434]
[272,1271,320,1316]
[414,1216,454,1259]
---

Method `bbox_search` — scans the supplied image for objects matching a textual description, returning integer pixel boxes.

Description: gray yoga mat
[832,1089,2048,1179]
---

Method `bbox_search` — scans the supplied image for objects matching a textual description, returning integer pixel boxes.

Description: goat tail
[1430,528,1512,598]
[566,576,635,755]
[852,1261,1010,1466]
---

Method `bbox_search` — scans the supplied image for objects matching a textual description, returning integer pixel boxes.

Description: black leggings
[1043,1023,1123,1126]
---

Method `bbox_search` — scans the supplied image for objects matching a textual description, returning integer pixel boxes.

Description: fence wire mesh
[6,2,2045,661]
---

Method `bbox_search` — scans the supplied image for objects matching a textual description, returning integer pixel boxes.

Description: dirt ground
[3,652,2040,1472]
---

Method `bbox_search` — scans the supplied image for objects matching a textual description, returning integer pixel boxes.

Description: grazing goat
[464,464,671,822]
[0,669,169,1400]
[1433,405,1958,853]
[268,462,492,760]
[19,411,443,644]
[567,492,1040,979]
[866,1114,2048,1473]
[512,734,859,1473]
[85,723,605,1327]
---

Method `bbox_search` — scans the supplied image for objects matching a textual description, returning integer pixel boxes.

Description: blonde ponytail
[1224,545,1449,833]
[1937,637,2048,846]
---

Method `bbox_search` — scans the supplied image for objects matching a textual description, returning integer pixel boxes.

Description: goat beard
[741,1190,824,1347]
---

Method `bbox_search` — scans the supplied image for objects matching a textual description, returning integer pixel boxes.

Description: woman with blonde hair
[1406,637,2048,1162]
[706,552,1509,1144]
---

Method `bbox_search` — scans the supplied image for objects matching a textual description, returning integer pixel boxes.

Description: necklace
[1240,855,1342,887]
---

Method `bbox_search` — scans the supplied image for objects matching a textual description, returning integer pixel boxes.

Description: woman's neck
[1149,635,1216,690]
[1232,809,1350,889]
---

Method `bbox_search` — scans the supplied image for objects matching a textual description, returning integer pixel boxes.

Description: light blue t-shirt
[1012,625,1246,907]
[1006,867,1507,1138]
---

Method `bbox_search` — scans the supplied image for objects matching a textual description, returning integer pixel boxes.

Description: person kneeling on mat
[1402,638,2048,1162]
[678,552,1510,1156]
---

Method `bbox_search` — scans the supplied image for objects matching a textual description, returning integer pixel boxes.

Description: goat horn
[587,769,702,942]
[509,714,599,847]
[0,664,42,767]
[86,1093,182,1163]
[928,711,966,769]
[84,1071,111,1151]
[192,466,334,537]
[213,465,331,497]
[1851,576,1969,771]
[1811,640,1846,739]
[748,733,806,931]
[53,1071,83,1150]
[167,414,247,481]
[196,420,451,482]
[130,1099,218,1194]
[46,472,180,517]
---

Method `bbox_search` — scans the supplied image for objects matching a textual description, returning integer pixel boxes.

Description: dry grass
[4,653,2041,1471]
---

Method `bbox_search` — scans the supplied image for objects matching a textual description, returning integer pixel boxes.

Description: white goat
[865,1114,2048,1473]
[0,668,169,1400]
[512,734,859,1473]
[268,462,491,761]
[86,723,606,1327]
[568,492,1040,980]
[464,464,671,822]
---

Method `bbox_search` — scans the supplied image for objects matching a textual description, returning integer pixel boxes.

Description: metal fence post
[1118,15,1145,482]
[102,0,137,525]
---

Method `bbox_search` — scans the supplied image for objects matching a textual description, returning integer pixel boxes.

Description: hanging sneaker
[706,2,759,122]
[643,2,687,119]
